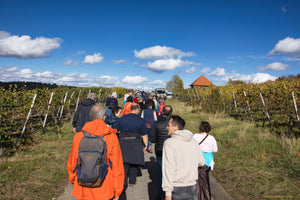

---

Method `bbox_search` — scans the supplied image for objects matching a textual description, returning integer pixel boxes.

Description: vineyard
[1,76,299,158]
[180,76,300,137]
[0,84,128,157]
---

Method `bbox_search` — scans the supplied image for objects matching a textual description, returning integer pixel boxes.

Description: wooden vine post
[59,91,68,120]
[259,93,271,126]
[291,92,300,130]
[243,91,253,121]
[75,90,81,111]
[219,90,226,112]
[20,93,37,138]
[43,91,54,129]
[232,92,238,113]
[194,88,200,100]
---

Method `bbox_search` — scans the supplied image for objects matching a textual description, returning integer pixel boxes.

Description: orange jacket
[67,119,125,200]
[121,102,133,116]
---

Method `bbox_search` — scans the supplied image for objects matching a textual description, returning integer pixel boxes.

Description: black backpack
[73,131,108,187]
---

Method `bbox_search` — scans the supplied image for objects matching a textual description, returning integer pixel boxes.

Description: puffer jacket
[150,116,170,156]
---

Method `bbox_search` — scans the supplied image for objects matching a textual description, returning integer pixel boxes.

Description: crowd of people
[69,91,218,200]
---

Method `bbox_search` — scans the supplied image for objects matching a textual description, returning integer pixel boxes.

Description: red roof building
[190,75,212,88]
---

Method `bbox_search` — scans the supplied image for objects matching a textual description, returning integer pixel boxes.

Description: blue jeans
[156,155,163,199]
[171,184,198,200]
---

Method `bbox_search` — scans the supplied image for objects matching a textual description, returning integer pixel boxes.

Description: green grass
[0,98,299,199]
[0,121,74,200]
[166,98,300,200]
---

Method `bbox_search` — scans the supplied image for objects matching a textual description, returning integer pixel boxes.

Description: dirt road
[58,149,233,200]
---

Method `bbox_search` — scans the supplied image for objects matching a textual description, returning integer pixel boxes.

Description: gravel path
[58,148,233,200]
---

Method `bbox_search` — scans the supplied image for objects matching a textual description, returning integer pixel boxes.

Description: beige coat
[162,129,205,196]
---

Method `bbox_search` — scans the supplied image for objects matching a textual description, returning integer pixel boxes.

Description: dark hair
[112,106,122,115]
[170,115,185,130]
[162,105,173,117]
[199,121,211,133]
[131,103,140,111]
[145,101,152,108]
[126,96,133,102]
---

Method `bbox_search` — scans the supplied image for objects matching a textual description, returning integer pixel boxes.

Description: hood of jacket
[81,119,117,136]
[171,129,194,142]
[81,98,95,106]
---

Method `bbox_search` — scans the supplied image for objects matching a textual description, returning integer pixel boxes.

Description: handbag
[197,134,211,200]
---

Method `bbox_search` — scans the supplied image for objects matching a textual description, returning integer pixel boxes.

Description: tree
[166,74,184,96]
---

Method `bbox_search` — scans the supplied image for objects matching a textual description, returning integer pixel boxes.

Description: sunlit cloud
[0,31,61,59]
[134,45,196,60]
[258,62,289,71]
[268,37,300,58]
[144,58,199,73]
[183,66,196,74]
[83,52,104,64]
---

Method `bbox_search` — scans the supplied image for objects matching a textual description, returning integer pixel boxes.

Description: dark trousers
[156,155,163,199]
[172,184,198,200]
[119,163,141,200]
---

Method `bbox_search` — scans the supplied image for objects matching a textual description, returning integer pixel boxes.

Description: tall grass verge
[167,98,300,200]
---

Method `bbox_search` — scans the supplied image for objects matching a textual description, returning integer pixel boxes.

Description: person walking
[122,91,132,108]
[149,105,173,200]
[162,115,205,200]
[193,121,218,200]
[121,96,134,116]
[116,103,148,200]
[105,91,118,116]
[72,92,96,133]
[141,101,157,153]
[105,106,122,129]
[67,104,125,200]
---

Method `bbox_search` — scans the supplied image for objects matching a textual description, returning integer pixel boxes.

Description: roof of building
[190,75,212,86]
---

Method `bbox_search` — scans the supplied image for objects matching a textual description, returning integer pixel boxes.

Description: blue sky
[0,0,299,91]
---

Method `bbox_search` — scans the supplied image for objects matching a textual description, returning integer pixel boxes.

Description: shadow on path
[143,156,158,200]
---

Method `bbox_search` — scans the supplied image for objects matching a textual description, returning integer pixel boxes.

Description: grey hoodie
[162,129,205,196]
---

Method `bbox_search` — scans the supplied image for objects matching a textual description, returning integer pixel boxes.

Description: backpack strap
[198,134,209,145]
[82,130,91,137]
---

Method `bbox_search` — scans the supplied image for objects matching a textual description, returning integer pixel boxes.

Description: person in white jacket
[162,115,205,200]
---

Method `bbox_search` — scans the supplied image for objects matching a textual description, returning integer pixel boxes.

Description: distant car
[166,93,173,99]
[155,88,167,100]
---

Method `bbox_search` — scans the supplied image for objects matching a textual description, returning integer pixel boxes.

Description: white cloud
[208,67,277,84]
[132,62,138,66]
[259,62,289,71]
[150,80,165,86]
[268,37,300,58]
[76,51,86,56]
[0,31,61,59]
[144,58,198,72]
[5,66,18,72]
[201,67,210,74]
[134,45,196,60]
[184,66,196,74]
[64,58,80,66]
[95,75,118,86]
[83,53,104,64]
[209,67,226,76]
[122,76,148,84]
[113,59,127,64]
